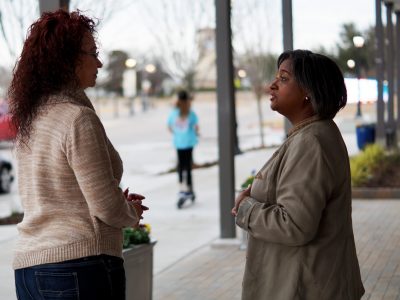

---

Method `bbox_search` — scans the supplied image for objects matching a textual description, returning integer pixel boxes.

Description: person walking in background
[168,90,199,208]
[8,10,147,300]
[232,50,364,299]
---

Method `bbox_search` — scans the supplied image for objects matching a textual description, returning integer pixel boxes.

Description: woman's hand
[124,188,149,226]
[124,188,145,202]
[231,185,251,217]
[127,193,145,202]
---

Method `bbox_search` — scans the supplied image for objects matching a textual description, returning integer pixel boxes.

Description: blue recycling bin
[356,123,375,150]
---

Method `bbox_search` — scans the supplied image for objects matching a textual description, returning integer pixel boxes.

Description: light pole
[383,0,396,147]
[346,59,360,113]
[394,0,400,132]
[352,35,365,118]
[124,58,137,116]
[282,0,293,135]
[140,64,156,112]
[375,0,385,145]
[215,0,236,239]
[39,0,69,14]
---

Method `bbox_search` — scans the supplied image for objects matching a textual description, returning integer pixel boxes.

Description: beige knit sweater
[13,89,139,269]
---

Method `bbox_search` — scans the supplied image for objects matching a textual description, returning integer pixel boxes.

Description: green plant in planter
[241,170,256,189]
[350,144,385,187]
[123,224,151,248]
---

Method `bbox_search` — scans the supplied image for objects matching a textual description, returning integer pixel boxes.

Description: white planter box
[123,241,156,300]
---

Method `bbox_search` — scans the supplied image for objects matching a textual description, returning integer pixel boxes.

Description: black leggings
[177,148,193,188]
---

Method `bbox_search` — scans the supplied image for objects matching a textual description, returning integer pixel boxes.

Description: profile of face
[75,32,103,89]
[267,59,311,124]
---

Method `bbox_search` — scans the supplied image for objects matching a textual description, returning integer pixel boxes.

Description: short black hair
[177,90,191,101]
[277,50,347,119]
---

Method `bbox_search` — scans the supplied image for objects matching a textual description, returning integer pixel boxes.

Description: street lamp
[144,64,156,74]
[140,64,157,112]
[347,59,362,115]
[123,58,138,116]
[237,69,247,78]
[347,59,355,69]
[353,36,365,48]
[125,58,137,69]
[352,35,365,118]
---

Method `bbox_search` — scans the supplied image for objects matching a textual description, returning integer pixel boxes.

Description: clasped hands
[124,188,149,227]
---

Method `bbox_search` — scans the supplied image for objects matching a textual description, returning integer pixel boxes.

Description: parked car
[0,98,16,142]
[0,157,13,193]
[0,114,16,141]
[0,99,15,193]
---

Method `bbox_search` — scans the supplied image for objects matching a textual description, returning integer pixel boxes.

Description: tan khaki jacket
[237,119,364,300]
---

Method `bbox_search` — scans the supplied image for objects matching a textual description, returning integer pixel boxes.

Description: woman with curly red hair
[8,10,147,300]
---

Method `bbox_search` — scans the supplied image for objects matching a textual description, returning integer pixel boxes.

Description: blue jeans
[15,255,125,300]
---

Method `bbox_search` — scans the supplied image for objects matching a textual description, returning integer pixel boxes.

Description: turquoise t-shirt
[167,108,199,149]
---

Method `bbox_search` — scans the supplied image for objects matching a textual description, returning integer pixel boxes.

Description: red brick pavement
[154,200,400,300]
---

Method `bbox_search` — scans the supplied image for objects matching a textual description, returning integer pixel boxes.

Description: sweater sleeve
[66,108,139,229]
[236,134,333,246]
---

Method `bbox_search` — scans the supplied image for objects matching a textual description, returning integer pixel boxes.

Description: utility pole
[375,0,385,146]
[394,1,400,138]
[383,0,396,147]
[215,0,236,238]
[39,0,69,14]
[282,0,293,135]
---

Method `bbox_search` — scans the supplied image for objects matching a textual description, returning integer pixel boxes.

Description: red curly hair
[8,10,96,145]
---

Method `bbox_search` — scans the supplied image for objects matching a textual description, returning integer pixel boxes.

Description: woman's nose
[265,81,275,94]
[97,58,103,68]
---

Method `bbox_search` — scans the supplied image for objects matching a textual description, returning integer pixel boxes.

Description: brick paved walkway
[154,200,400,300]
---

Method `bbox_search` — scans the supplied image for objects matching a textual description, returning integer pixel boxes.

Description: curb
[352,188,400,199]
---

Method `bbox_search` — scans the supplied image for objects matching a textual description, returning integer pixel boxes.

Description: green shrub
[123,224,151,248]
[350,144,385,187]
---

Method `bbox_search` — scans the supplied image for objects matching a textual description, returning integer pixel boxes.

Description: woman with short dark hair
[232,50,364,300]
[9,10,147,300]
[277,50,347,120]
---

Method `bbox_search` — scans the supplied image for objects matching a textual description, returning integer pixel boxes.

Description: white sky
[97,0,377,56]
[0,0,378,68]
[292,0,376,52]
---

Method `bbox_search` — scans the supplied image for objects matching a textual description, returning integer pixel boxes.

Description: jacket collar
[287,115,320,138]
[46,87,95,111]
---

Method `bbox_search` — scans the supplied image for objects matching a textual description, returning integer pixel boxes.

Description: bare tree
[239,53,277,147]
[136,0,214,91]
[69,0,134,29]
[0,0,37,62]
[232,0,279,147]
[0,0,135,67]
[102,50,129,96]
